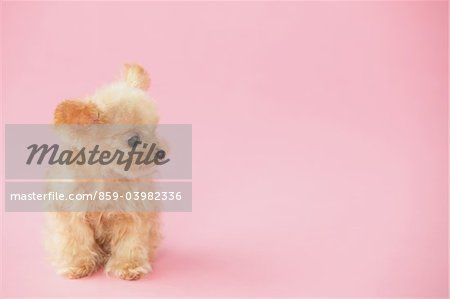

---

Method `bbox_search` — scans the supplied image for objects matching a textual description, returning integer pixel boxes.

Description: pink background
[1,1,448,298]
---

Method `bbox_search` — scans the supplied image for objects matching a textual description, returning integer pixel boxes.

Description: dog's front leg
[46,212,104,279]
[105,213,152,280]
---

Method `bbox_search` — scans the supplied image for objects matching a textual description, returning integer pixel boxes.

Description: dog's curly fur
[45,64,162,280]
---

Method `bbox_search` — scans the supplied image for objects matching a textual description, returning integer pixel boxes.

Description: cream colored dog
[45,64,162,280]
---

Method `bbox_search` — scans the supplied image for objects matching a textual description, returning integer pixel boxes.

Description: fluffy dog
[45,64,162,280]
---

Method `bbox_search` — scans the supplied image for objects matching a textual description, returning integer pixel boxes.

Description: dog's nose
[128,135,141,148]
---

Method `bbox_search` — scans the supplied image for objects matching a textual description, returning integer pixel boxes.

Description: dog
[45,64,162,280]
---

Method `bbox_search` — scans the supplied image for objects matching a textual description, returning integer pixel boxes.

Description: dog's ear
[123,64,150,91]
[53,100,106,148]
[54,100,105,124]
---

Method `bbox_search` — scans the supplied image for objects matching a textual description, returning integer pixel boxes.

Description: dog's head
[54,64,167,178]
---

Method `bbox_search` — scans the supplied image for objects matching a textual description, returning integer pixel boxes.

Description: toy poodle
[45,64,162,280]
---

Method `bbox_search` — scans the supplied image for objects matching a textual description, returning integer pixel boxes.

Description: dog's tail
[123,64,150,91]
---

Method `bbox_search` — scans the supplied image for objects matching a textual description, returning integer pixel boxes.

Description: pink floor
[2,1,448,298]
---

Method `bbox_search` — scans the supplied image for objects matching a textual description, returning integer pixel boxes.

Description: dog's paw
[106,260,152,280]
[58,263,97,279]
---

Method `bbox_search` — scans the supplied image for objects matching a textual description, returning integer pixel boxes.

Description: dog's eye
[128,135,141,148]
[155,149,166,159]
